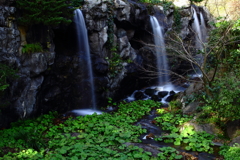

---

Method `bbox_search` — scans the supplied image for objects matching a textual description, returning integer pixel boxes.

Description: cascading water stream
[73,9,97,113]
[191,7,207,78]
[191,7,203,50]
[200,12,207,44]
[150,16,170,86]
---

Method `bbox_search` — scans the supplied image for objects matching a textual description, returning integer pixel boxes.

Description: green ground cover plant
[219,143,240,160]
[0,100,162,159]
[154,109,214,153]
[157,147,182,160]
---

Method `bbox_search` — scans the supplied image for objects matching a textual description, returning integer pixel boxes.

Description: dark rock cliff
[0,0,213,128]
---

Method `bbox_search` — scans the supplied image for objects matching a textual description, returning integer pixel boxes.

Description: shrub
[201,74,240,124]
[0,63,18,91]
[219,144,240,160]
[22,43,43,54]
[16,0,75,26]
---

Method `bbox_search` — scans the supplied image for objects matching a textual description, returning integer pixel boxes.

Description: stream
[125,84,218,160]
[68,83,219,159]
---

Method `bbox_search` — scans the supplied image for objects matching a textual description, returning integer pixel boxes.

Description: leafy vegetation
[4,0,240,159]
[200,74,240,125]
[190,0,204,3]
[219,144,240,160]
[71,0,84,8]
[0,64,18,108]
[105,0,125,78]
[105,47,132,78]
[105,47,123,78]
[0,64,18,92]
[154,109,214,153]
[172,8,182,31]
[22,43,43,54]
[158,147,182,160]
[140,0,174,12]
[16,0,75,26]
[0,100,162,159]
[104,0,133,79]
[195,19,240,126]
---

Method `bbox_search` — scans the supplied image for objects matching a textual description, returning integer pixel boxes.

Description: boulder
[227,120,240,139]
[118,35,131,58]
[144,89,156,96]
[134,91,147,100]
[182,102,199,115]
[169,90,175,95]
[185,82,203,96]
[89,26,108,56]
[181,120,219,135]
[93,57,108,75]
[230,136,240,146]
[165,91,176,102]
[9,76,45,118]
[20,52,55,77]
[158,91,168,98]
[115,0,131,21]
[83,0,108,31]
[117,28,127,38]
[151,95,161,102]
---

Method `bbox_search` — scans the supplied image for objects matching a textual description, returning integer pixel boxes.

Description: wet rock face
[0,5,19,64]
[0,1,56,128]
[0,0,213,127]
[0,0,14,6]
[0,2,19,128]
[82,0,150,99]
[20,52,55,76]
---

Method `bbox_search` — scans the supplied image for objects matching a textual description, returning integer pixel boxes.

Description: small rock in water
[169,90,176,96]
[165,95,175,102]
[144,89,156,96]
[146,133,155,139]
[134,91,147,100]
[151,95,161,101]
[158,91,168,98]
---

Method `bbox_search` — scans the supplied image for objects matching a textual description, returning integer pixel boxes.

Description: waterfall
[73,9,96,110]
[150,16,170,86]
[191,7,203,50]
[200,12,207,44]
[191,7,208,78]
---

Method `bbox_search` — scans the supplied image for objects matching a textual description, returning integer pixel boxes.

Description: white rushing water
[73,9,98,114]
[191,7,208,77]
[71,109,102,116]
[150,16,170,86]
[191,7,203,50]
[124,84,186,104]
[200,12,207,44]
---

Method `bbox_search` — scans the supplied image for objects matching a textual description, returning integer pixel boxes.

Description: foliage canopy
[16,0,75,26]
